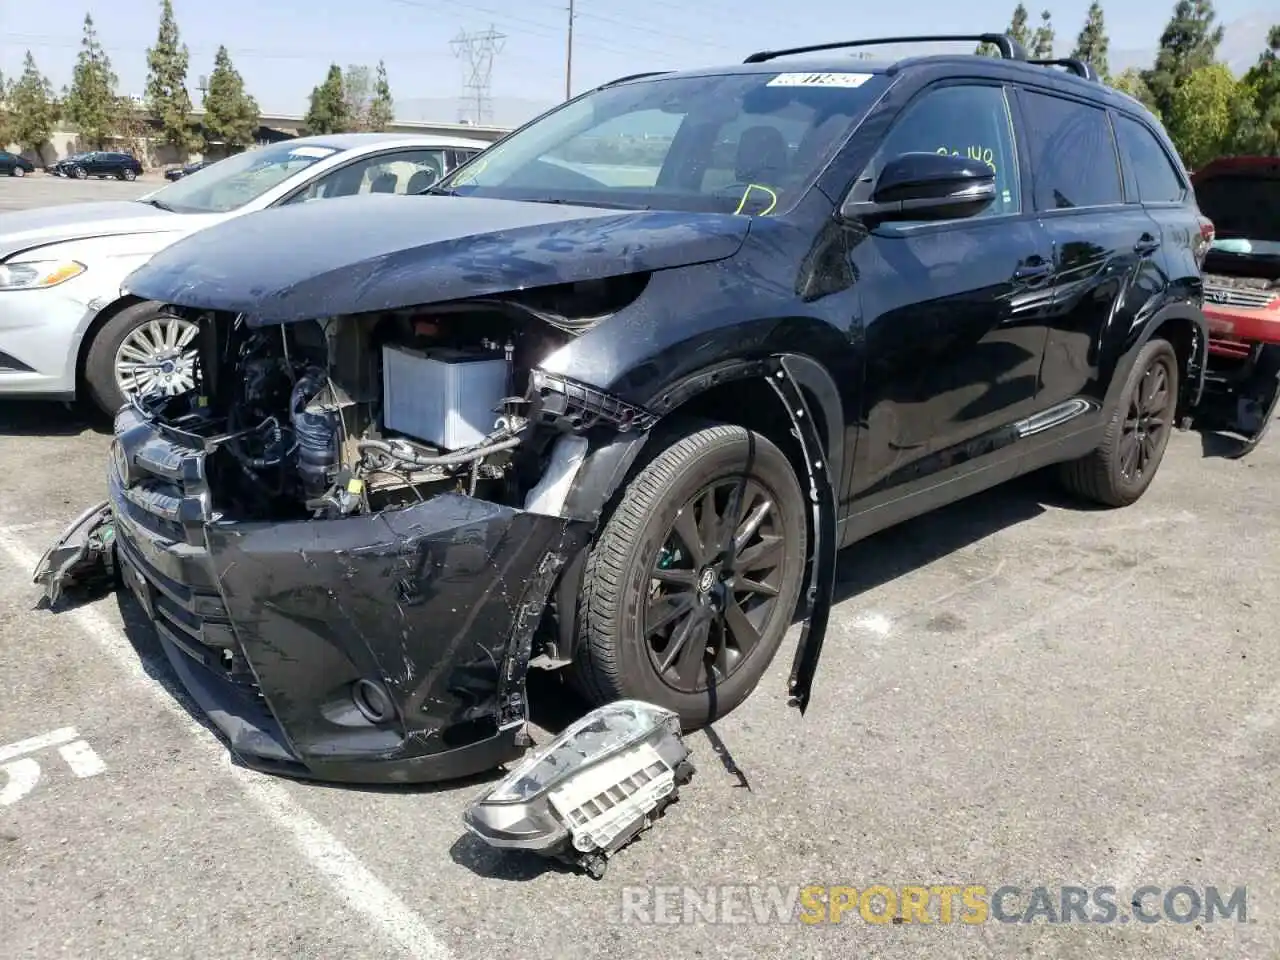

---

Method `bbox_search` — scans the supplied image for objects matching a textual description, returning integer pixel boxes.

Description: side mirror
[841,151,997,224]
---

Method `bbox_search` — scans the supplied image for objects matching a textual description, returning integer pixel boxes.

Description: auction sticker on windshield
[767,72,873,87]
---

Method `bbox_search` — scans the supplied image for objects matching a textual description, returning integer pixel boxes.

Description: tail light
[1194,214,1215,266]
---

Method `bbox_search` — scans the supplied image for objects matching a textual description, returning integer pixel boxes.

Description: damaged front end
[36,302,615,783]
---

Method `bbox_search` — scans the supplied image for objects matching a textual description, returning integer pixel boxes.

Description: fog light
[351,679,395,724]
[462,700,695,879]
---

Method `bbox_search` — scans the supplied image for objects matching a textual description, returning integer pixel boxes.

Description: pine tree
[9,52,60,153]
[978,4,1032,56]
[1142,0,1224,120]
[1032,10,1055,59]
[203,46,260,149]
[367,61,394,131]
[145,0,195,151]
[1071,2,1110,81]
[64,13,119,148]
[303,64,349,135]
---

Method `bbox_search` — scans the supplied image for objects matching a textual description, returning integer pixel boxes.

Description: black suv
[60,151,145,180]
[39,34,1211,785]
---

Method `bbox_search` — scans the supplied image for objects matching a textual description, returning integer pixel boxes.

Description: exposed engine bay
[139,304,579,523]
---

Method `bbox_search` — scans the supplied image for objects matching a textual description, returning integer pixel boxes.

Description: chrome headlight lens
[462,700,695,878]
[0,260,87,291]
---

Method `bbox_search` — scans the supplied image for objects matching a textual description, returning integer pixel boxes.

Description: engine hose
[356,436,521,467]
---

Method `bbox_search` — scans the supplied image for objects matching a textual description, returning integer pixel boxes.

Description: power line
[565,0,574,100]
[451,25,505,124]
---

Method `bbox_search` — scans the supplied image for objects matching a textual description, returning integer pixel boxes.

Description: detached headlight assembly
[462,700,695,879]
[0,260,86,291]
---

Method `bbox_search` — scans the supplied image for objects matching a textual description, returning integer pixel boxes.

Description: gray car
[0,132,488,414]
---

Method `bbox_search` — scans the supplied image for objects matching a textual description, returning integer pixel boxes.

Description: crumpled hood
[122,193,751,324]
[0,200,192,261]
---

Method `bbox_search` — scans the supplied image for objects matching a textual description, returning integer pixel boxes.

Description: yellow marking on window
[734,183,778,216]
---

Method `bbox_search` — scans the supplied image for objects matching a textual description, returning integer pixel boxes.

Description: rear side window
[1021,90,1123,210]
[1114,114,1186,203]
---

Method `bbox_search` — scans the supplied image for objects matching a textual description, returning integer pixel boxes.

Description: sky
[0,0,1275,122]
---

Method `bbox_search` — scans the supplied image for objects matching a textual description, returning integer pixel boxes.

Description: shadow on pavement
[0,400,108,436]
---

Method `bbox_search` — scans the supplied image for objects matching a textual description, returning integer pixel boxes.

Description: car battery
[381,344,507,450]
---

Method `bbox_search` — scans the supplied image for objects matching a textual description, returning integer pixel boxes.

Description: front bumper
[0,287,92,398]
[108,404,590,784]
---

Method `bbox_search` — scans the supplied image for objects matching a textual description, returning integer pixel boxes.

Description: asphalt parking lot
[1,179,1277,959]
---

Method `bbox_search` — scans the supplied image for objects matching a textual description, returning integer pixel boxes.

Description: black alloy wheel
[1119,350,1174,486]
[572,423,808,728]
[646,478,788,693]
[1059,337,1179,507]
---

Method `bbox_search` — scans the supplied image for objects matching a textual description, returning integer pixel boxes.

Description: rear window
[1021,90,1123,210]
[1114,115,1185,203]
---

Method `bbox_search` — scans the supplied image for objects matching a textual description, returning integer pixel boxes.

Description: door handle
[1134,234,1161,255]
[1012,261,1052,283]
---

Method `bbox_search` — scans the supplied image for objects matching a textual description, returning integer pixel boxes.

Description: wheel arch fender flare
[548,354,841,707]
[1102,301,1209,419]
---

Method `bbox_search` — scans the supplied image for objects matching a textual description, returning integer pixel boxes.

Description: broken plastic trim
[31,500,117,606]
[462,700,694,879]
[766,355,837,714]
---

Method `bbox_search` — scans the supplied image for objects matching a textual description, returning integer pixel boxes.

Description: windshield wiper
[139,198,176,212]
[420,184,456,196]
[521,197,651,211]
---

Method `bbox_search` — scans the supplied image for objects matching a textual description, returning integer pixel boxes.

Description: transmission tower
[451,26,506,125]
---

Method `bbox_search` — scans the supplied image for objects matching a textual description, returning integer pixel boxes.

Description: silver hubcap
[113,315,199,398]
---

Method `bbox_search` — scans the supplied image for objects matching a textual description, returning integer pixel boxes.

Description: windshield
[436,70,887,215]
[144,140,341,213]
[1195,174,1280,252]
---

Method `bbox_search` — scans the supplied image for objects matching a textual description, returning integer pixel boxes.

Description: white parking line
[0,530,454,960]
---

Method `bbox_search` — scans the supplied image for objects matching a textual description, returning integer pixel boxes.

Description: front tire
[12,166,24,178]
[72,166,87,179]
[1059,338,1179,507]
[572,423,808,729]
[83,301,200,417]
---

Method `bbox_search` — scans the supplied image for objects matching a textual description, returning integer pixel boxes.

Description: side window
[1113,114,1186,203]
[870,84,1021,217]
[1021,91,1123,210]
[286,149,449,203]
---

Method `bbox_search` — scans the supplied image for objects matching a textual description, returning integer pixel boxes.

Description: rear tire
[121,168,136,181]
[1059,338,1179,507]
[572,423,808,729]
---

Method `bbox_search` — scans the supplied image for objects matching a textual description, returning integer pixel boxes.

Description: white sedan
[0,132,489,414]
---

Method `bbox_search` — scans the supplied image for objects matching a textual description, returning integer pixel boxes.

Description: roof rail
[1028,57,1099,81]
[743,33,1028,64]
[596,71,672,89]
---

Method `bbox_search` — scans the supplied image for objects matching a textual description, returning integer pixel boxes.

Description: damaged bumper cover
[59,404,592,784]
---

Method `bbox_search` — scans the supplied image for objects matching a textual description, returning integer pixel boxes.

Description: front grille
[116,534,260,692]
[1203,284,1279,311]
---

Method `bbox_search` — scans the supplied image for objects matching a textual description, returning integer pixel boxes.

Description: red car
[1192,156,1280,455]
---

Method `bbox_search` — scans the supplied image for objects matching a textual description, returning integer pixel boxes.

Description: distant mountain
[1111,11,1276,76]
[395,95,555,129]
